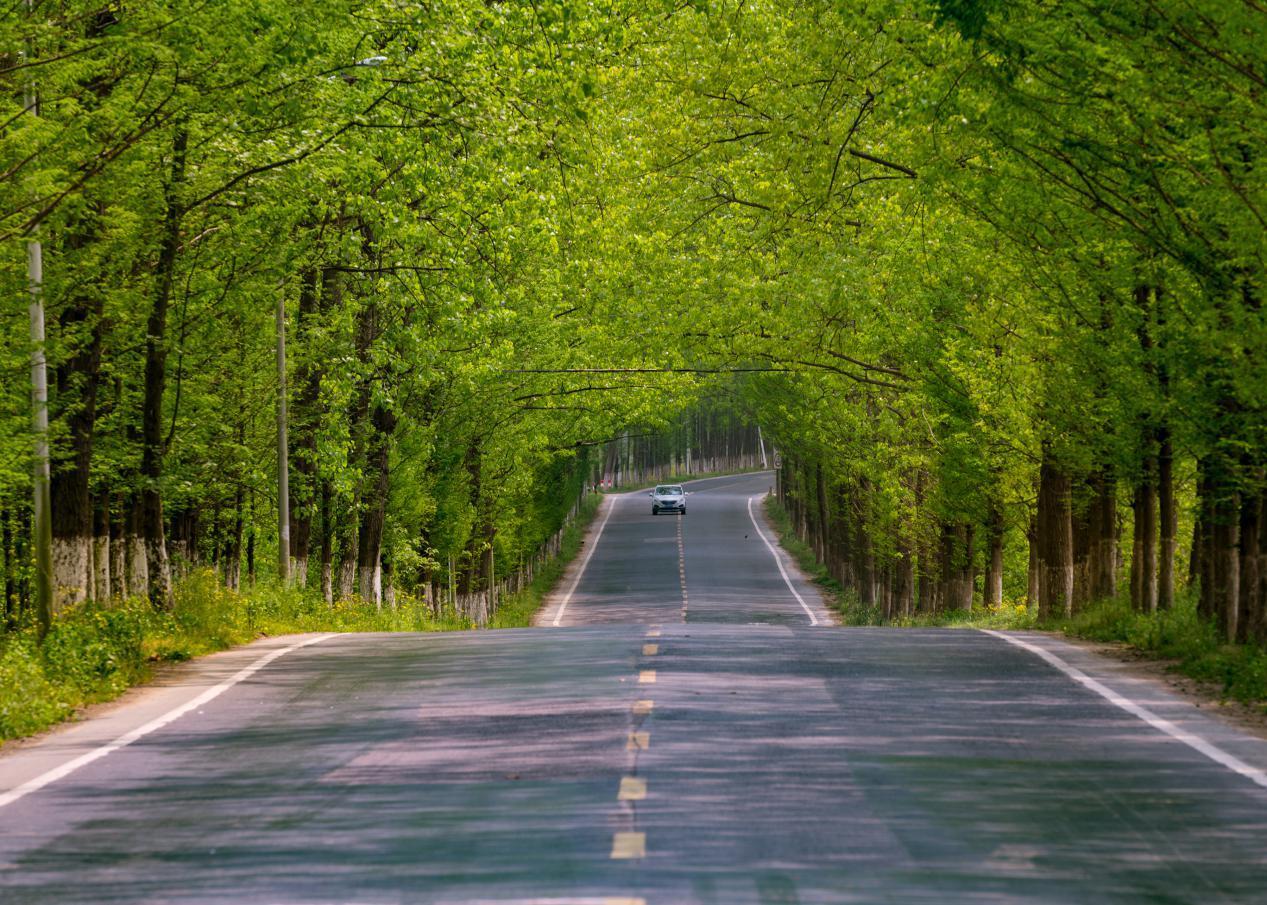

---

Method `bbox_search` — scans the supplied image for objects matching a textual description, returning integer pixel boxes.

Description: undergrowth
[763,495,1267,707]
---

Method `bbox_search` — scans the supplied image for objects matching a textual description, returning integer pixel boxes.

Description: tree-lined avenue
[3,473,1267,903]
[541,473,832,628]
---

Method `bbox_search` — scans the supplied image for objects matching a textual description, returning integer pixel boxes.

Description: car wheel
[652,508,659,515]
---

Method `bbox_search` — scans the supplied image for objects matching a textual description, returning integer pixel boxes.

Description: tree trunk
[92,494,110,601]
[1088,470,1117,600]
[985,503,1004,609]
[1026,516,1040,610]
[337,509,358,600]
[1130,458,1158,613]
[109,492,127,598]
[125,495,148,599]
[140,126,188,610]
[1215,504,1241,644]
[1157,427,1176,609]
[1252,489,1267,645]
[814,462,829,564]
[1233,482,1260,644]
[276,295,290,587]
[320,481,334,605]
[50,282,105,610]
[895,539,914,618]
[289,269,322,590]
[225,484,243,592]
[942,522,974,611]
[2,507,14,627]
[356,404,396,606]
[1197,457,1242,641]
[1036,452,1073,620]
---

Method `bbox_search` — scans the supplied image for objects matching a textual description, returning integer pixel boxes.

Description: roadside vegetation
[3,6,1264,734]
[767,497,1267,708]
[0,491,601,742]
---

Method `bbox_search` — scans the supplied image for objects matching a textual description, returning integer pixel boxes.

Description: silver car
[650,484,686,515]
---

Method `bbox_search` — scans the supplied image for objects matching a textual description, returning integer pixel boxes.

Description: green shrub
[0,637,75,739]
[39,602,151,697]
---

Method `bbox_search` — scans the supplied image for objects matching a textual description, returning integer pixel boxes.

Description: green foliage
[0,638,74,739]
[488,492,601,629]
[2,1,1265,722]
[1056,594,1267,706]
[763,495,871,624]
[0,483,603,741]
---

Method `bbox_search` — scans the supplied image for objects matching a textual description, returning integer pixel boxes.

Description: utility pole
[276,295,290,585]
[28,241,53,636]
[25,0,52,636]
[757,425,768,469]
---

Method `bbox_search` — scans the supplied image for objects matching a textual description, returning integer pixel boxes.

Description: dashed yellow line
[627,731,650,750]
[610,831,646,859]
[638,670,656,684]
[677,518,688,621]
[604,899,646,905]
[633,699,654,715]
[642,643,659,656]
[646,629,661,638]
[618,776,647,800]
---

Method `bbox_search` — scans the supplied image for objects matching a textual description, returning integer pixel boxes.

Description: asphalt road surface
[3,471,1267,904]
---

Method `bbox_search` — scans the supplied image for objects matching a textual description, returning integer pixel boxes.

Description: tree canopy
[2,1,1263,637]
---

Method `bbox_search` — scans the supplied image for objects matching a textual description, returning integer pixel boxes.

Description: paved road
[3,472,1267,903]
[538,472,833,627]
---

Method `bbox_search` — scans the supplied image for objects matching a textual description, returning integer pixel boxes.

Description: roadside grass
[0,495,601,743]
[0,579,466,742]
[762,495,1267,707]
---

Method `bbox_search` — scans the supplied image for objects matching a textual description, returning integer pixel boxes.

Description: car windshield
[656,486,683,495]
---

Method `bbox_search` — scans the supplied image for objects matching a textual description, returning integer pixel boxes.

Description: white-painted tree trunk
[126,535,148,599]
[338,558,356,600]
[51,536,91,611]
[359,560,381,607]
[92,533,111,601]
[110,530,127,598]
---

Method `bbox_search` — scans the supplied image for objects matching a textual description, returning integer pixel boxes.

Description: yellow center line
[646,629,661,638]
[642,643,659,656]
[627,731,650,750]
[618,776,647,800]
[611,831,646,859]
[638,670,656,684]
[633,699,654,715]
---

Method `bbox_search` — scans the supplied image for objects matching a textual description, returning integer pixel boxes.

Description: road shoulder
[0,633,330,801]
[986,630,1267,777]
[535,492,617,627]
[748,492,839,626]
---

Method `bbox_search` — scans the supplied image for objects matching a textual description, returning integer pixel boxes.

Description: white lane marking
[552,494,618,626]
[0,633,334,810]
[747,494,819,626]
[982,630,1267,790]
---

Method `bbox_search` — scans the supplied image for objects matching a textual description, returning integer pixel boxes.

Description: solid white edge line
[982,629,1267,790]
[0,633,334,810]
[747,494,818,626]
[552,494,618,626]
